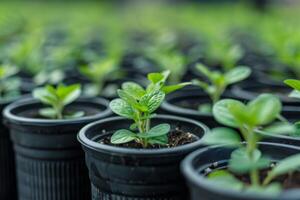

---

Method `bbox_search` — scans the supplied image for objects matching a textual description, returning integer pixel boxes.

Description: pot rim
[77,114,209,156]
[161,90,213,117]
[3,96,112,126]
[181,142,300,200]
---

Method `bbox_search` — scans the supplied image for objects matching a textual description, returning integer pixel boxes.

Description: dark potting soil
[17,105,101,119]
[99,127,198,149]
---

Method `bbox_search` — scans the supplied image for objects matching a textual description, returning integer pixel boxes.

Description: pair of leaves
[33,84,83,119]
[213,94,282,128]
[147,70,191,95]
[110,87,165,119]
[193,64,251,103]
[111,124,170,145]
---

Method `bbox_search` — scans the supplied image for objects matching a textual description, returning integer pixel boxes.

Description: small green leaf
[203,127,241,146]
[207,170,244,191]
[289,90,300,99]
[142,124,170,138]
[213,99,242,128]
[229,148,271,174]
[198,103,212,114]
[109,98,135,119]
[261,122,296,136]
[284,79,300,91]
[122,82,145,99]
[57,84,81,106]
[248,94,282,125]
[147,73,164,84]
[147,135,168,145]
[195,63,212,79]
[111,129,137,144]
[162,82,191,94]
[225,66,251,84]
[39,108,57,119]
[64,111,85,119]
[265,154,300,184]
[140,90,165,113]
[33,87,57,105]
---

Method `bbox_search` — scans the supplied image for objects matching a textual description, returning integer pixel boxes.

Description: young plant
[193,63,251,113]
[0,64,21,100]
[109,70,190,148]
[79,57,119,97]
[202,94,300,196]
[33,84,83,119]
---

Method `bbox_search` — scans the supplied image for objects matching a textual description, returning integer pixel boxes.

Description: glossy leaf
[265,154,300,184]
[109,98,135,119]
[213,99,242,128]
[203,127,241,146]
[111,129,137,144]
[207,170,244,191]
[248,94,281,125]
[225,66,251,84]
[229,148,271,174]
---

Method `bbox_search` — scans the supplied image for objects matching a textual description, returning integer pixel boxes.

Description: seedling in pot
[109,70,191,148]
[0,64,21,101]
[33,84,84,119]
[202,94,300,196]
[192,63,251,113]
[80,57,119,97]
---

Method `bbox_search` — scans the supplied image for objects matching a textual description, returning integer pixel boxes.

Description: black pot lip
[3,96,112,126]
[181,142,300,200]
[78,114,209,156]
[161,89,234,118]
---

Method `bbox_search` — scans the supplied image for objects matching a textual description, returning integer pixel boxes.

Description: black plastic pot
[160,88,237,128]
[0,98,20,200]
[181,143,300,200]
[231,83,298,107]
[3,97,112,200]
[78,115,209,200]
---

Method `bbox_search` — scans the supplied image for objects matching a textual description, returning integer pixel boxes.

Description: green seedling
[193,63,251,113]
[33,84,83,119]
[80,57,119,97]
[0,64,21,100]
[202,94,300,196]
[109,70,190,148]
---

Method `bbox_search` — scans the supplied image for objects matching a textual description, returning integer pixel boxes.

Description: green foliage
[193,64,251,113]
[109,70,190,148]
[0,64,21,100]
[80,57,119,97]
[204,94,300,195]
[33,84,83,119]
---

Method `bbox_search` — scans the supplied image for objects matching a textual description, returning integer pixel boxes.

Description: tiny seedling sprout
[33,84,83,119]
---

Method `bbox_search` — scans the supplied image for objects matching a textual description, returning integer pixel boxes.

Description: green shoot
[109,70,190,148]
[33,84,83,119]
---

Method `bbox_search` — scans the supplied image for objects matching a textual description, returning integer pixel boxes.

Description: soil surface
[99,127,198,149]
